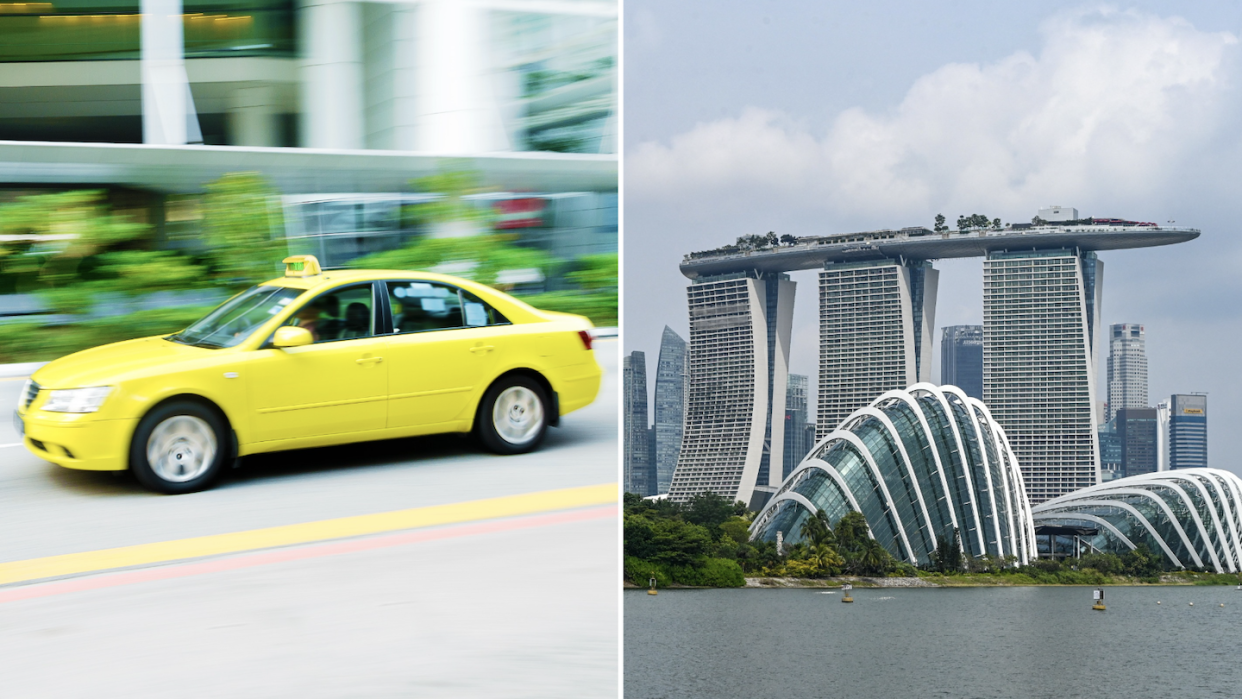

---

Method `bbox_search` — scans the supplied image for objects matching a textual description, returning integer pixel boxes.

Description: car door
[383,280,506,430]
[248,282,388,443]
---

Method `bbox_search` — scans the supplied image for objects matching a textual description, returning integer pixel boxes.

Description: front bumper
[18,411,136,471]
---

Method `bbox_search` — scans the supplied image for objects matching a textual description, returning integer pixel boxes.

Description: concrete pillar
[409,0,509,153]
[229,85,278,147]
[300,0,365,149]
[141,0,202,144]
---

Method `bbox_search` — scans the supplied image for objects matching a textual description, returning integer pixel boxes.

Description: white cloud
[627,7,1240,223]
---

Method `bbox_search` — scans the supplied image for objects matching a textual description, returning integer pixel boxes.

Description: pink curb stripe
[0,504,617,604]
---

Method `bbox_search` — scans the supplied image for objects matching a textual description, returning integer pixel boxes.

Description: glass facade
[751,384,1036,567]
[1031,468,1242,573]
[0,0,295,62]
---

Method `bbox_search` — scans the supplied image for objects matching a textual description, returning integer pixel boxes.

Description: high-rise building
[623,351,651,496]
[1116,407,1158,477]
[668,272,795,506]
[652,326,687,495]
[677,211,1197,507]
[941,325,983,399]
[817,259,938,436]
[1107,323,1148,423]
[1156,400,1171,471]
[983,249,1104,504]
[1169,394,1208,469]
[1098,421,1122,481]
[782,374,815,480]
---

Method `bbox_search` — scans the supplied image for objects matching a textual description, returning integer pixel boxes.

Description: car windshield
[168,285,304,348]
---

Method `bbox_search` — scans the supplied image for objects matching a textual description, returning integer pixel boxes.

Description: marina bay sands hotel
[667,207,1199,507]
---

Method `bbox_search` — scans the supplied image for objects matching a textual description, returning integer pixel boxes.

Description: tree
[1032,216,1047,226]
[780,233,798,246]
[933,213,948,233]
[201,172,286,289]
[683,492,747,538]
[992,218,1002,230]
[402,165,497,230]
[799,509,834,548]
[764,231,779,248]
[931,527,963,573]
[808,544,845,576]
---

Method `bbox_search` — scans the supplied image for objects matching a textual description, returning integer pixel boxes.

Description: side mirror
[273,326,313,348]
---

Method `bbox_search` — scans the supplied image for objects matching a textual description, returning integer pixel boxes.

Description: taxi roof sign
[283,255,322,277]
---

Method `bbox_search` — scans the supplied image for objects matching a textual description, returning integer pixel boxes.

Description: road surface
[0,341,620,698]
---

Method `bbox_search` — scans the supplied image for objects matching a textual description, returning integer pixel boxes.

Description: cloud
[627,7,1240,223]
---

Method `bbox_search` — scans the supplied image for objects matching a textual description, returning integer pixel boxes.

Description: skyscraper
[1156,400,1171,471]
[782,374,814,480]
[623,351,651,495]
[1116,407,1158,477]
[1107,323,1148,423]
[668,272,795,506]
[1169,394,1208,469]
[941,325,983,399]
[652,326,687,495]
[676,212,1197,507]
[1098,421,1122,481]
[984,249,1104,504]
[817,259,938,436]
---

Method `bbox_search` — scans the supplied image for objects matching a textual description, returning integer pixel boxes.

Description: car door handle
[356,356,384,365]
[469,345,494,354]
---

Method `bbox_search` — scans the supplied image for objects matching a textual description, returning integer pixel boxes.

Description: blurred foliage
[0,306,213,363]
[201,172,286,288]
[566,253,617,290]
[403,167,497,228]
[351,234,560,287]
[0,190,153,292]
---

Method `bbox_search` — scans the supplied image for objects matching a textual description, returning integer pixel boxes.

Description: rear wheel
[477,376,548,455]
[130,401,227,494]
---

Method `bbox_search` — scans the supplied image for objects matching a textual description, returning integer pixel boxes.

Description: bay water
[625,586,1240,698]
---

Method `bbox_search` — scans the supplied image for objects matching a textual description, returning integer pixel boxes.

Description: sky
[623,1,1242,474]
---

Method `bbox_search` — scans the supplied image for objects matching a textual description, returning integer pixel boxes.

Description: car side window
[282,283,375,343]
[386,281,508,334]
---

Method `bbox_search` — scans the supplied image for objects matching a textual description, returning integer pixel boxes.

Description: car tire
[477,376,549,455]
[130,400,228,494]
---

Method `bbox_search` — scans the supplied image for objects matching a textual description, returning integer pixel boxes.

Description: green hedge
[518,290,617,327]
[625,556,746,588]
[0,306,212,364]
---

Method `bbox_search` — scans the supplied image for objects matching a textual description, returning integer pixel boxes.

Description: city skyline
[625,3,1238,476]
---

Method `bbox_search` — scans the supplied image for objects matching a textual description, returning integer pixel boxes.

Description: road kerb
[0,482,617,587]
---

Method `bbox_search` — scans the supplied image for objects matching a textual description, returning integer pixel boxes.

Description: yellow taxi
[14,255,602,494]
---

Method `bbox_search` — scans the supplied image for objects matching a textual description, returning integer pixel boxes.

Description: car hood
[33,335,212,388]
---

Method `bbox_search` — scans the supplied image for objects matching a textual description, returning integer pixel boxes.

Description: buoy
[1157,601,1161,605]
[1221,603,1225,607]
[647,575,658,596]
[1092,588,1106,611]
[1189,602,1194,606]
[841,583,854,603]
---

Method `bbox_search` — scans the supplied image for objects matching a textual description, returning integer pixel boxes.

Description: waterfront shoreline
[625,574,1242,589]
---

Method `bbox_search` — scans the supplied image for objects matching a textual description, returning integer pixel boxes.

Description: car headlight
[41,386,113,413]
[18,378,31,410]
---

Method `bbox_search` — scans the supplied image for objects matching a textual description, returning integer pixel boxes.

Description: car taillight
[577,330,593,351]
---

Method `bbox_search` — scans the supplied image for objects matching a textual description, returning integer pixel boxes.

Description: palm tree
[799,509,834,547]
[809,544,844,576]
[859,539,890,575]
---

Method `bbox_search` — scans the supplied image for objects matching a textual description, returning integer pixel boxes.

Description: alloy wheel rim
[492,386,543,445]
[147,415,217,483]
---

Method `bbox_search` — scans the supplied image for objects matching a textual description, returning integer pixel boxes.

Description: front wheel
[130,401,227,494]
[476,376,548,455]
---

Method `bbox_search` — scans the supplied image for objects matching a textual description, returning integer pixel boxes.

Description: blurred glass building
[0,0,617,267]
